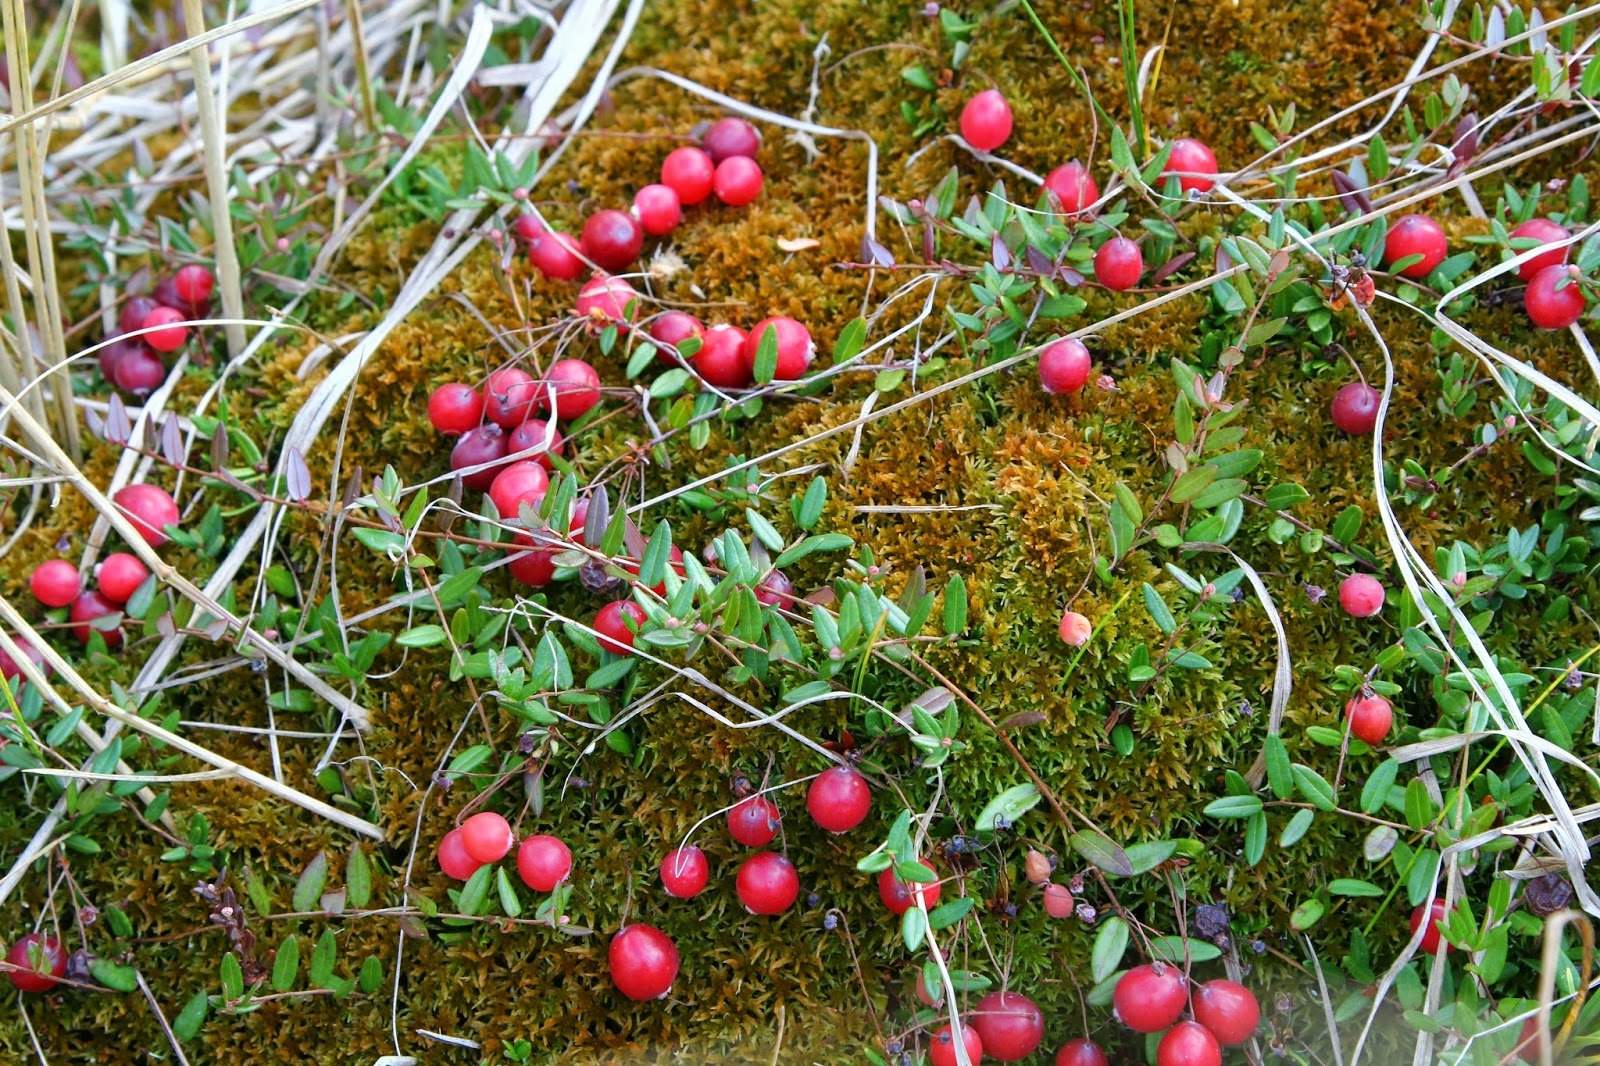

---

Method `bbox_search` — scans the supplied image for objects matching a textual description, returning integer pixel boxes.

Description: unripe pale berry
[744,316,813,380]
[6,934,66,992]
[1094,237,1143,291]
[538,358,603,422]
[702,117,761,162]
[660,147,716,205]
[727,794,781,847]
[1411,898,1449,953]
[1038,338,1091,394]
[70,591,123,647]
[609,924,679,1000]
[1384,214,1448,279]
[488,460,550,520]
[633,183,683,236]
[1192,978,1261,1046]
[1043,882,1074,918]
[437,828,482,880]
[735,851,800,914]
[1338,573,1385,618]
[141,305,189,352]
[1044,161,1098,214]
[660,845,710,898]
[458,811,514,863]
[930,1023,984,1066]
[1509,217,1570,281]
[878,859,941,915]
[1330,381,1380,435]
[529,231,585,281]
[1525,264,1587,329]
[970,990,1044,1061]
[427,383,484,435]
[450,424,510,490]
[806,765,872,833]
[113,483,180,547]
[712,156,764,207]
[1156,1020,1222,1066]
[1345,693,1393,746]
[1164,137,1218,193]
[1055,1039,1110,1066]
[484,367,538,428]
[30,560,81,607]
[1058,610,1091,646]
[516,834,573,891]
[960,89,1013,152]
[580,209,643,272]
[694,324,751,388]
[1113,962,1188,1032]
[594,600,646,654]
[96,552,148,605]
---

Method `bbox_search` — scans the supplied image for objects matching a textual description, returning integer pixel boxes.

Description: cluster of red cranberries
[97,265,216,396]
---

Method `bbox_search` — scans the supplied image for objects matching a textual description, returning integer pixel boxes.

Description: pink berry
[1345,693,1393,746]
[507,419,564,468]
[960,89,1013,152]
[529,231,585,281]
[878,860,941,916]
[1058,609,1091,646]
[712,156,763,207]
[970,990,1044,1061]
[580,209,643,272]
[1038,338,1091,394]
[743,316,813,380]
[112,347,166,396]
[1164,137,1219,193]
[450,424,510,490]
[661,147,716,205]
[427,383,484,435]
[1094,237,1143,291]
[488,460,550,520]
[70,591,123,647]
[515,834,573,892]
[1055,1040,1110,1066]
[1330,381,1380,434]
[1509,218,1570,281]
[702,117,762,163]
[806,765,872,833]
[1192,978,1260,1046]
[119,296,159,335]
[1156,1020,1222,1066]
[594,600,647,654]
[735,851,799,914]
[113,483,180,547]
[30,560,81,607]
[930,1023,984,1066]
[507,536,556,587]
[1044,160,1099,214]
[537,358,603,422]
[458,811,514,863]
[694,324,751,388]
[1525,264,1587,329]
[727,794,781,847]
[633,183,682,236]
[172,264,216,308]
[575,275,638,325]
[6,934,66,993]
[1043,882,1074,918]
[755,569,796,607]
[649,311,704,365]
[1384,214,1448,279]
[484,367,538,428]
[437,828,482,880]
[96,552,149,605]
[660,846,710,898]
[511,214,545,246]
[141,305,188,352]
[1411,899,1450,954]
[609,924,679,1000]
[1338,573,1385,618]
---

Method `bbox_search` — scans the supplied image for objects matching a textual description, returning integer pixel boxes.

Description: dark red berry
[633,184,682,236]
[594,600,647,654]
[484,367,538,428]
[450,424,510,490]
[459,812,514,863]
[30,560,81,608]
[0,637,48,683]
[112,347,166,395]
[1384,214,1447,279]
[609,924,679,1000]
[488,460,550,520]
[507,419,564,468]
[755,569,796,607]
[580,209,643,272]
[878,860,941,916]
[96,552,148,605]
[702,117,761,163]
[1044,161,1098,214]
[1411,898,1449,953]
[661,147,716,205]
[1164,138,1218,193]
[1156,1020,1222,1066]
[1192,978,1260,1046]
[427,383,484,435]
[1055,1039,1110,1066]
[806,765,872,833]
[712,156,763,207]
[1338,573,1385,618]
[437,828,482,880]
[1038,338,1091,394]
[1330,381,1380,434]
[530,231,585,281]
[744,317,813,380]
[1509,218,1570,281]
[119,296,158,334]
[970,990,1044,1061]
[694,324,751,387]
[959,89,1013,152]
[538,359,603,422]
[141,305,188,352]
[660,845,710,898]
[70,591,123,647]
[1345,693,1393,746]
[1094,237,1143,291]
[575,275,638,325]
[113,483,180,547]
[727,794,781,847]
[516,834,573,891]
[6,934,66,992]
[97,338,143,380]
[735,851,799,914]
[1525,264,1587,329]
[930,1022,985,1066]
[1113,962,1188,1033]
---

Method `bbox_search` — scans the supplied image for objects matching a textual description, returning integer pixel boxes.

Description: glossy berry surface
[119,296,159,334]
[114,484,180,547]
[1113,962,1188,1032]
[511,213,545,246]
[507,419,564,468]
[659,845,710,898]
[633,183,683,236]
[930,1023,984,1066]
[451,424,510,490]
[694,324,751,388]
[575,275,638,325]
[459,812,514,863]
[702,116,761,162]
[1044,161,1098,214]
[1345,693,1394,746]
[96,552,148,605]
[594,600,647,654]
[1525,264,1587,329]
[580,209,643,272]
[712,156,763,206]
[960,89,1013,152]
[1157,1020,1222,1066]
[755,569,795,607]
[427,383,484,435]
[30,560,81,607]
[538,358,603,422]
[1384,214,1447,279]
[172,264,216,308]
[529,231,585,281]
[1164,137,1219,193]
[437,828,482,880]
[484,367,537,428]
[1094,237,1143,291]
[970,990,1044,1061]
[6,934,66,992]
[735,851,800,914]
[113,348,166,395]
[1058,609,1091,646]
[648,311,703,362]
[141,305,189,352]
[1043,882,1073,918]
[806,765,872,833]
[507,536,556,587]
[1038,338,1091,394]
[1192,978,1260,1046]
[1330,381,1380,435]
[70,591,123,647]
[660,147,716,205]
[98,337,143,380]
[1338,573,1386,618]
[1055,1039,1110,1066]
[744,316,812,380]
[727,794,781,846]
[516,834,573,891]
[609,924,679,1000]
[1509,217,1569,281]
[1411,898,1450,953]
[488,460,550,520]
[878,859,941,915]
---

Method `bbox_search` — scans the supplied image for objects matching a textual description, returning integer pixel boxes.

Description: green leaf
[648,368,692,399]
[1244,810,1268,865]
[458,864,493,916]
[396,624,447,648]
[496,868,523,918]
[1092,916,1130,982]
[773,533,853,567]
[1124,840,1177,875]
[1330,879,1384,898]
[352,527,405,554]
[220,951,244,1001]
[1264,735,1293,800]
[271,934,301,992]
[174,990,209,1040]
[89,958,138,992]
[358,955,384,995]
[834,317,867,363]
[1141,583,1176,634]
[1170,465,1218,504]
[1293,764,1337,811]
[1290,897,1326,931]
[446,744,493,780]
[310,929,337,988]
[1404,778,1436,830]
[942,574,968,635]
[293,851,328,912]
[975,783,1039,831]
[1203,795,1263,819]
[900,905,927,952]
[1360,759,1399,814]
[1279,808,1315,847]
[795,477,827,530]
[346,845,372,910]
[751,323,779,384]
[1071,830,1134,877]
[1148,936,1223,963]
[746,508,785,552]
[928,897,975,930]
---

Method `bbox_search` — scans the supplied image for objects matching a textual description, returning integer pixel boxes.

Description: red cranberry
[1164,137,1218,193]
[727,794,781,847]
[97,338,143,380]
[660,845,710,898]
[609,924,679,1000]
[1095,237,1143,291]
[172,264,216,309]
[1525,264,1587,329]
[1384,214,1447,279]
[6,934,66,992]
[511,213,545,246]
[427,383,484,435]
[930,1023,985,1066]
[694,324,751,387]
[437,828,483,880]
[1345,693,1393,746]
[970,990,1044,1061]
[913,968,944,1006]
[516,834,573,891]
[1192,978,1260,1046]
[450,424,510,490]
[661,147,716,205]
[119,296,158,334]
[1038,338,1091,394]
[0,637,48,683]
[537,358,603,422]
[575,275,638,325]
[70,591,123,647]
[1055,1039,1110,1066]
[153,275,183,309]
[1411,899,1449,953]
[806,765,871,833]
[30,560,81,607]
[1113,962,1188,1032]
[488,460,550,520]
[594,600,647,654]
[1044,160,1098,214]
[1338,573,1385,618]
[712,157,764,206]
[507,419,564,468]
[702,117,762,163]
[1330,381,1380,434]
[744,317,813,380]
[507,536,556,587]
[1058,609,1091,646]
[1509,218,1570,281]
[96,552,148,605]
[580,209,643,272]
[960,89,1013,152]
[113,347,166,395]
[1156,1020,1222,1066]
[878,860,941,915]
[141,305,188,352]
[484,367,538,428]
[755,570,796,607]
[1043,882,1073,918]
[113,483,180,547]
[458,811,513,863]
[633,184,682,236]
[622,544,685,596]
[735,851,799,914]
[650,311,704,365]
[1512,1015,1545,1063]
[529,231,585,281]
